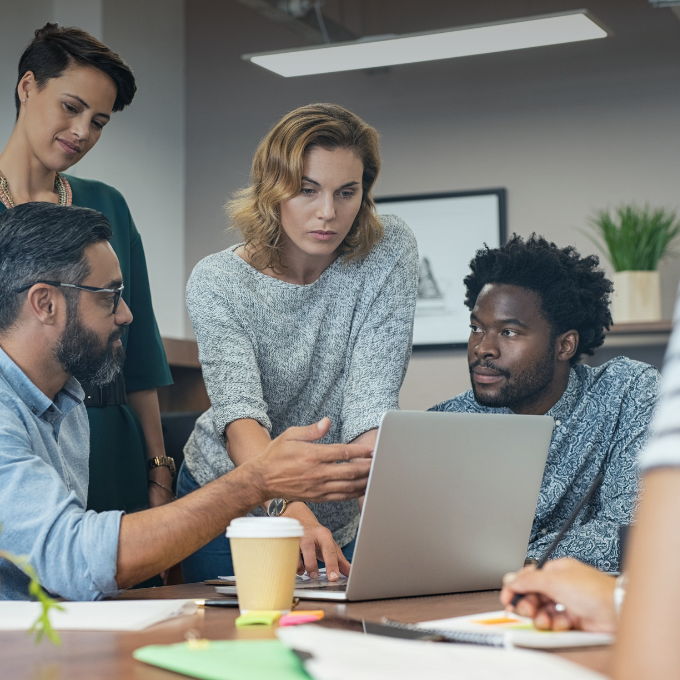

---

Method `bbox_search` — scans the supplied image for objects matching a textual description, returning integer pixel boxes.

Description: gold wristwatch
[148,456,177,479]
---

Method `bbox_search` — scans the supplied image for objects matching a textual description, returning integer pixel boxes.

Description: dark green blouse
[0,176,173,514]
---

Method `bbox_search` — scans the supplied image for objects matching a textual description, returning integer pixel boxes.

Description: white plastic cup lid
[226,517,304,538]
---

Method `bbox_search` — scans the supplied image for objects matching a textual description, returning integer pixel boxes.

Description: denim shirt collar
[0,346,84,419]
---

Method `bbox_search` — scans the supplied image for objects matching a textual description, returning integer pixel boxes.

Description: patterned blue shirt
[430,357,660,571]
[0,347,122,600]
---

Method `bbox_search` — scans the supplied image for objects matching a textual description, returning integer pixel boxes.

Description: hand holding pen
[507,473,605,610]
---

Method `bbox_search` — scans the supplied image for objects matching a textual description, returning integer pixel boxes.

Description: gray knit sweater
[183,215,418,547]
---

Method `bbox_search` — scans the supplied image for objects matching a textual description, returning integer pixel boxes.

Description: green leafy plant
[585,204,680,272]
[0,525,63,645]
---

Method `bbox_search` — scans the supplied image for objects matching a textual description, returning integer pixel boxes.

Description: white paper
[0,599,197,631]
[419,610,614,649]
[277,626,606,680]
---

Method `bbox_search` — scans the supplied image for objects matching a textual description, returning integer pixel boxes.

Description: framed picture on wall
[375,189,507,349]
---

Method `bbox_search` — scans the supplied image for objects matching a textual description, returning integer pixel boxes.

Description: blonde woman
[178,103,418,583]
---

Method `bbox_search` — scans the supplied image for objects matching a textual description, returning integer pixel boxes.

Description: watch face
[268,498,286,517]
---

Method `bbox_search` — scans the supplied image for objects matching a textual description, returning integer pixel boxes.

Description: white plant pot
[611,270,661,324]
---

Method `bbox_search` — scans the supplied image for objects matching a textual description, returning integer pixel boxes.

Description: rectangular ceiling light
[244,10,607,77]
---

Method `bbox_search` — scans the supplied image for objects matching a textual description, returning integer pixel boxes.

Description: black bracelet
[148,478,176,501]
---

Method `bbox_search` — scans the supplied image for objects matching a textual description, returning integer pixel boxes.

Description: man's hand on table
[500,557,617,633]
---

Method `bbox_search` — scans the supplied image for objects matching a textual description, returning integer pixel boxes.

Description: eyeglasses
[13,280,125,314]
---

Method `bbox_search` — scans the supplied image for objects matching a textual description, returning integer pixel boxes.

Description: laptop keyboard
[217,570,349,592]
[294,578,348,592]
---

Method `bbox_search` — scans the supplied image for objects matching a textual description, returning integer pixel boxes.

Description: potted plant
[586,205,680,323]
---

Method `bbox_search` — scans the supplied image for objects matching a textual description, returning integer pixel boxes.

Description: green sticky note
[133,640,311,680]
[235,610,282,627]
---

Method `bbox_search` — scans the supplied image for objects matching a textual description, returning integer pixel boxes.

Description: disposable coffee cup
[226,517,304,614]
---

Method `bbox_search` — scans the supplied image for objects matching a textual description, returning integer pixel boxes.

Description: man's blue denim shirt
[0,346,122,600]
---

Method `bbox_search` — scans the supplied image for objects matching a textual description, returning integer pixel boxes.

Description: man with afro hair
[430,234,660,571]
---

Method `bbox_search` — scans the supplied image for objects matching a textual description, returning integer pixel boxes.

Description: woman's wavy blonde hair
[228,103,383,272]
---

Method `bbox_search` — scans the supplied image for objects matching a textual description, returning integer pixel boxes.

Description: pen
[194,597,301,609]
[195,599,240,607]
[509,472,605,608]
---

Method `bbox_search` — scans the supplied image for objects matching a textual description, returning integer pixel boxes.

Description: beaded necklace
[0,172,72,209]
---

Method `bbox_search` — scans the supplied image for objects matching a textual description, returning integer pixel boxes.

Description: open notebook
[401,610,614,649]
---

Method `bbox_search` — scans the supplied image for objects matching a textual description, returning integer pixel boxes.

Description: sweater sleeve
[340,219,419,443]
[186,259,271,441]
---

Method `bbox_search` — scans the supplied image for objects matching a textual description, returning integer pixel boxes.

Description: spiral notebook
[384,610,614,649]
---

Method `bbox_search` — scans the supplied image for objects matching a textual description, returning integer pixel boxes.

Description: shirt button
[555,420,561,427]
[541,528,548,535]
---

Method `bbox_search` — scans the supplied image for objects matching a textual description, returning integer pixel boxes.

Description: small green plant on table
[0,524,63,645]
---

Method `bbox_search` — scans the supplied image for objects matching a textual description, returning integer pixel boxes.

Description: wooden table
[0,583,612,679]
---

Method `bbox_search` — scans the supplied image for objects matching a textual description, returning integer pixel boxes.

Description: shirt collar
[0,345,84,417]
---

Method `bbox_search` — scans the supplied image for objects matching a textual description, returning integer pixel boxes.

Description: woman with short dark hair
[0,24,174,552]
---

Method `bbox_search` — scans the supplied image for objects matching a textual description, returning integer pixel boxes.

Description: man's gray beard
[55,311,126,387]
[84,344,125,386]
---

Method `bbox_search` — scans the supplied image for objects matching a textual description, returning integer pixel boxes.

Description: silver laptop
[217,410,553,602]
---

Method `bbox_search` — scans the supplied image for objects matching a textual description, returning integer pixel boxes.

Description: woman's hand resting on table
[500,558,617,633]
[284,502,351,580]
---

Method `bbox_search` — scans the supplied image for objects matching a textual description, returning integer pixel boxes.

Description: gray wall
[185,0,680,407]
[0,0,186,338]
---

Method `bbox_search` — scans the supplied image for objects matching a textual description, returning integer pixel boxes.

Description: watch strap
[148,456,176,479]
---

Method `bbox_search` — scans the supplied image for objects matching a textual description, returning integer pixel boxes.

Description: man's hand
[117,418,370,589]
[248,417,373,503]
[500,558,617,633]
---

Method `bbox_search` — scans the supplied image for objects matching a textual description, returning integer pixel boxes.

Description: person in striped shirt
[500,287,680,679]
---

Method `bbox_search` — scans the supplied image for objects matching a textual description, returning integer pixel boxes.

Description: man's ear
[556,329,579,363]
[25,284,64,326]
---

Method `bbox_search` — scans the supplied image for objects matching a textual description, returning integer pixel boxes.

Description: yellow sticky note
[235,611,282,627]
